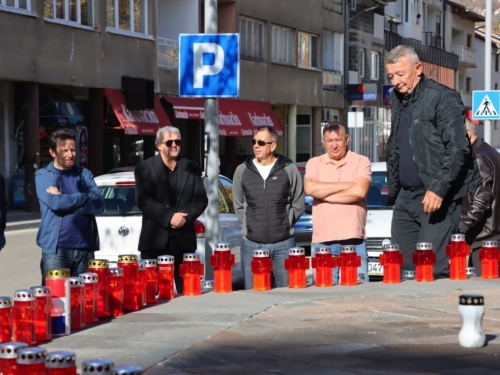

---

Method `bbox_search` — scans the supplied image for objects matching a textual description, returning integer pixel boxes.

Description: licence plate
[368,262,384,276]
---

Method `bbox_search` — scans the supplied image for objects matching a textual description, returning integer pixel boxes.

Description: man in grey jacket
[233,126,305,289]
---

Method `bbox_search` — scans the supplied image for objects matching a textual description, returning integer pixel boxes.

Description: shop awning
[104,89,171,135]
[162,95,284,137]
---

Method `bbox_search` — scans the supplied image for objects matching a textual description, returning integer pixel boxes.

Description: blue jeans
[312,239,369,285]
[241,236,296,289]
[41,248,95,286]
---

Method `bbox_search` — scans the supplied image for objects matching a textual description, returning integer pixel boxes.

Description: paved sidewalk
[36,278,500,374]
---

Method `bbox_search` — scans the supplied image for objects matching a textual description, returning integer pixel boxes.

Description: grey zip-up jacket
[233,154,305,244]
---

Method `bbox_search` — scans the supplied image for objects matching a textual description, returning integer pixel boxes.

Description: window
[323,0,342,14]
[271,25,294,65]
[107,0,148,34]
[466,77,471,92]
[323,30,343,73]
[496,54,499,72]
[1,0,30,11]
[413,0,421,24]
[298,32,319,69]
[359,48,365,78]
[240,17,265,60]
[436,12,441,35]
[44,0,94,26]
[370,51,379,80]
[466,34,472,48]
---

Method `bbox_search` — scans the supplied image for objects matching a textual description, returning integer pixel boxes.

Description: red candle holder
[136,261,147,308]
[478,240,499,279]
[29,286,52,342]
[157,255,175,300]
[311,246,335,287]
[87,260,110,318]
[16,347,46,375]
[446,233,469,280]
[379,244,404,284]
[0,297,13,344]
[210,243,235,293]
[108,268,124,317]
[81,358,115,375]
[0,342,28,375]
[45,350,77,375]
[338,245,361,286]
[110,365,144,375]
[179,254,204,296]
[79,273,99,324]
[45,268,71,337]
[143,259,158,304]
[412,242,436,282]
[118,255,139,312]
[251,249,272,291]
[69,277,85,330]
[12,289,36,346]
[284,247,309,289]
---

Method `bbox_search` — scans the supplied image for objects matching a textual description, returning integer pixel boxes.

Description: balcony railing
[459,90,472,108]
[323,70,343,91]
[452,45,477,67]
[158,37,179,69]
[425,32,442,49]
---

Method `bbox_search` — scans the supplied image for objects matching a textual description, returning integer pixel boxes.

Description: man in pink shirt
[304,122,372,283]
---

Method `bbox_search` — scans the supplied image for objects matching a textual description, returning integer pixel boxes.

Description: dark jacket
[135,155,208,252]
[35,162,104,254]
[459,139,500,243]
[386,74,481,206]
[232,154,305,244]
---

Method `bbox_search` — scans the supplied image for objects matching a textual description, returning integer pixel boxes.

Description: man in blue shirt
[36,129,104,285]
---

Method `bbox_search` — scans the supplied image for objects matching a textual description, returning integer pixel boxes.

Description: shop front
[162,95,284,178]
[102,89,172,173]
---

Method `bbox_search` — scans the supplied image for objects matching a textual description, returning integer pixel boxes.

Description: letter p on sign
[179,34,239,97]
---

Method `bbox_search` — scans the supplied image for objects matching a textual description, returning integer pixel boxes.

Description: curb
[5,220,40,232]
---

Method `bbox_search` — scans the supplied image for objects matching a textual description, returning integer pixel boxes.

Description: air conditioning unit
[322,109,339,122]
[363,106,376,119]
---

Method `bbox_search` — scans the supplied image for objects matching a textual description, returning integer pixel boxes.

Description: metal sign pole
[484,0,492,144]
[204,0,218,280]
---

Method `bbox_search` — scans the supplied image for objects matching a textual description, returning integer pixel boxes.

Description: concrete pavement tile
[454,353,500,369]
[345,356,467,373]
[167,359,358,375]
[437,367,500,375]
[144,365,196,375]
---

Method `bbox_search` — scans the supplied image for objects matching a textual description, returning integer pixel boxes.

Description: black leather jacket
[459,139,500,243]
[386,74,482,206]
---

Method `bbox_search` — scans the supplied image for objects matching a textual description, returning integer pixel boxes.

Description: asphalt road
[0,228,42,296]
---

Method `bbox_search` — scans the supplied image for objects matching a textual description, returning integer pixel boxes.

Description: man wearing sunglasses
[233,126,305,289]
[135,126,208,294]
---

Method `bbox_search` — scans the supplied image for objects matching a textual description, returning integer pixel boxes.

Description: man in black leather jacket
[460,118,500,275]
[385,45,481,278]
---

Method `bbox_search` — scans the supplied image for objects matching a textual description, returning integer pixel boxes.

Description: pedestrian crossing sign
[472,91,500,120]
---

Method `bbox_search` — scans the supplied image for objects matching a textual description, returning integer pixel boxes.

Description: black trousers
[140,236,196,294]
[391,188,462,278]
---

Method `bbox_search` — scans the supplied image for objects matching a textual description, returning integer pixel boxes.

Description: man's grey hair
[465,118,477,136]
[156,126,181,143]
[386,45,421,65]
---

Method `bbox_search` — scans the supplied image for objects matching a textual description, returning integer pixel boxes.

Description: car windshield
[298,168,390,209]
[97,176,235,216]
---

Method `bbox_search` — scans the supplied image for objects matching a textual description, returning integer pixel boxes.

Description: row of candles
[0,347,142,375]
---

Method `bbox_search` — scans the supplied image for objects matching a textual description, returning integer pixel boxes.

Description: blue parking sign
[179,34,240,97]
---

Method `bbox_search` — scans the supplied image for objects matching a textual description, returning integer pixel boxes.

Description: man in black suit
[135,126,208,293]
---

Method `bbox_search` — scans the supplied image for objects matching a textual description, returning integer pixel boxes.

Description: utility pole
[204,0,218,280]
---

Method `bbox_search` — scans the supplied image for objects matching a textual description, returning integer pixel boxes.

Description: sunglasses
[252,139,274,146]
[159,139,181,147]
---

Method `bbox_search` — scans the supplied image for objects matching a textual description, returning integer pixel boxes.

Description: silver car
[94,171,243,282]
